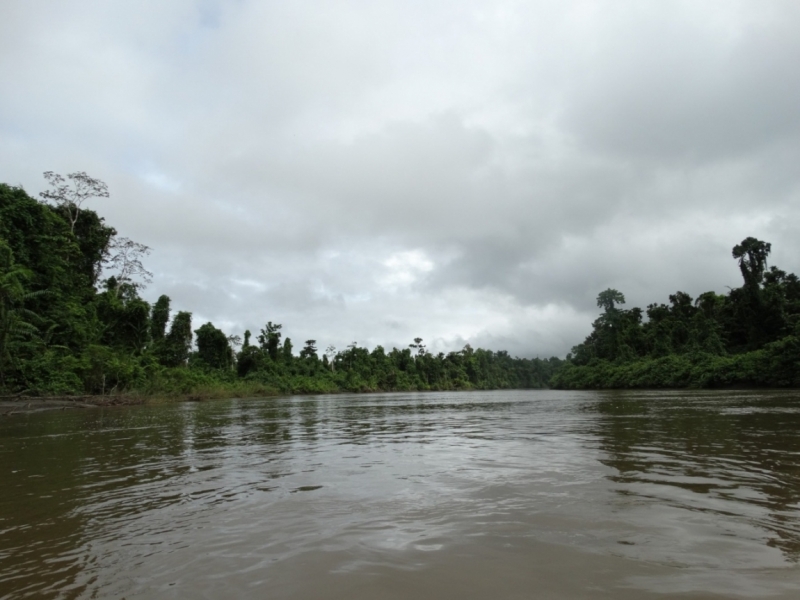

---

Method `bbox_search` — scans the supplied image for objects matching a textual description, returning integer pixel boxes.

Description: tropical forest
[0,175,561,399]
[3,173,800,400]
[552,237,800,389]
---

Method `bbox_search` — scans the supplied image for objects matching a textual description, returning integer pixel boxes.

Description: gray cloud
[2,0,800,357]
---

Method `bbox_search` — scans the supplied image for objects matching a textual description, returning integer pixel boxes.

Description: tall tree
[40,171,109,234]
[106,237,153,295]
[195,322,232,369]
[150,295,170,342]
[597,289,625,312]
[732,237,771,289]
[162,311,192,367]
[300,339,318,359]
[95,286,151,353]
[282,337,293,363]
[409,337,426,357]
[324,345,336,371]
[258,321,282,361]
[728,237,775,349]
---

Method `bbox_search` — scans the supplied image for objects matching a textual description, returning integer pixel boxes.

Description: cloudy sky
[2,0,800,357]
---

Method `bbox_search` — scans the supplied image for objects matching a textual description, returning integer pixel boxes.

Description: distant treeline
[0,177,561,398]
[552,237,800,389]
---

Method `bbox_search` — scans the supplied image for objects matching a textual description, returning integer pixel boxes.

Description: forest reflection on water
[1,390,800,599]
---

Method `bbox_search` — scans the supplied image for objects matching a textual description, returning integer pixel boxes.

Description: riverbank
[0,395,146,416]
[0,386,281,415]
[0,381,553,415]
[551,341,800,389]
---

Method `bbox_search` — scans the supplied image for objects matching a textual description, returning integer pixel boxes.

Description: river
[1,390,799,599]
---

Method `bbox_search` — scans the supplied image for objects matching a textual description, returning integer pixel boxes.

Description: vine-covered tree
[162,311,192,367]
[733,237,771,289]
[195,322,233,369]
[150,295,170,342]
[282,337,293,363]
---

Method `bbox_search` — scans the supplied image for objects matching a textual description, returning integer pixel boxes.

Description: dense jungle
[3,173,800,398]
[0,175,561,398]
[552,237,800,389]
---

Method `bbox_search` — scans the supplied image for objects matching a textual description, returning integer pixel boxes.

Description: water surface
[1,389,800,598]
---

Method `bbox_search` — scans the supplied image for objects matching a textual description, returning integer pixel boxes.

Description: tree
[106,237,153,295]
[258,321,282,361]
[726,238,775,349]
[282,337,294,363]
[733,237,771,289]
[409,337,426,357]
[325,345,337,371]
[597,289,625,312]
[40,171,109,234]
[2,183,114,353]
[236,331,261,377]
[195,322,232,369]
[150,295,170,342]
[95,286,151,353]
[162,311,192,367]
[300,339,318,360]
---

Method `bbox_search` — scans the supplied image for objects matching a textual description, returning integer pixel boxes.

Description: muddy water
[1,390,800,599]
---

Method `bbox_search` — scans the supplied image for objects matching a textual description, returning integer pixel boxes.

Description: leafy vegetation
[11,170,792,396]
[0,176,561,398]
[552,237,800,389]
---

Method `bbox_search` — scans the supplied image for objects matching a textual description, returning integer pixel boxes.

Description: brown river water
[1,389,800,599]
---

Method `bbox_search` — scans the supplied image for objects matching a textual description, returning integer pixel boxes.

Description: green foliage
[150,295,170,342]
[300,339,318,360]
[161,311,192,368]
[0,183,113,355]
[0,175,569,398]
[597,288,625,312]
[7,176,800,397]
[95,286,151,353]
[258,321,282,361]
[0,238,41,387]
[282,337,293,363]
[733,237,771,289]
[195,322,233,370]
[555,236,800,389]
[236,345,262,378]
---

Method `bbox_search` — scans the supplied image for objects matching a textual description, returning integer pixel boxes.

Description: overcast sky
[2,0,800,358]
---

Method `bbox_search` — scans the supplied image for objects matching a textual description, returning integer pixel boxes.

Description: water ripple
[1,390,800,598]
